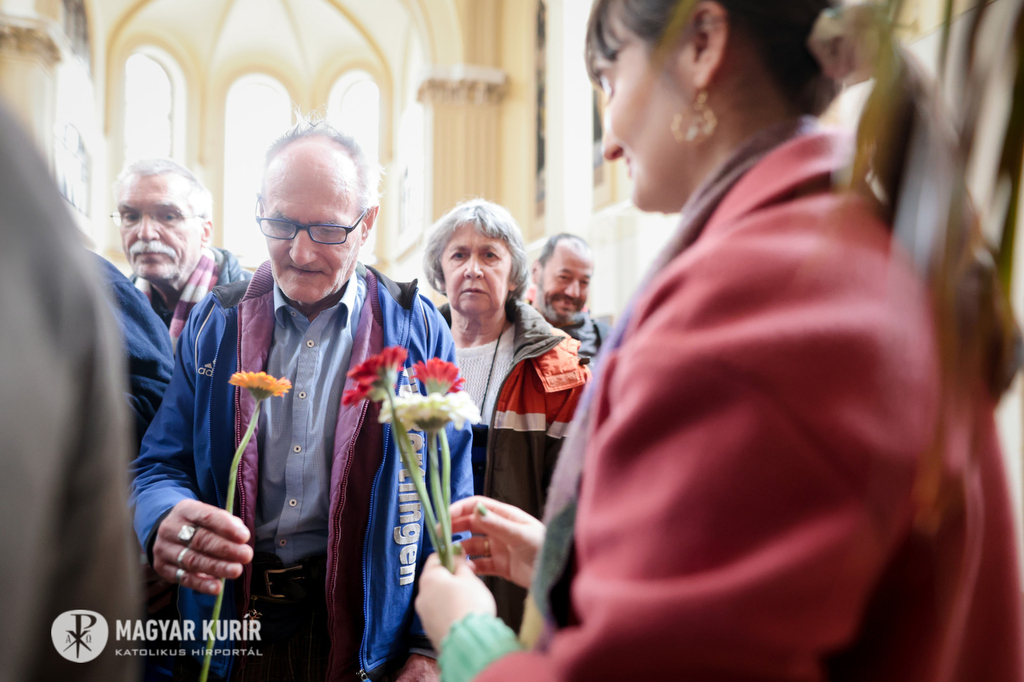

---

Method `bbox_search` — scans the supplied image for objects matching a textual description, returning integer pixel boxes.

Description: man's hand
[393,653,439,682]
[152,499,253,595]
[450,496,545,589]
[415,554,496,650]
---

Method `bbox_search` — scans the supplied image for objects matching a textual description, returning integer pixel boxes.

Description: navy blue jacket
[93,254,174,450]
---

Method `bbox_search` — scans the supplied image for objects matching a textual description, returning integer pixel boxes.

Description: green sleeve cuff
[438,612,523,682]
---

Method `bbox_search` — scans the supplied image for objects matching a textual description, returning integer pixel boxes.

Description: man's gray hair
[423,199,529,301]
[537,233,593,267]
[114,158,213,219]
[263,117,381,210]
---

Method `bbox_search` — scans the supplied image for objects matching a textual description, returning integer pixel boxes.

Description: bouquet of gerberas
[342,347,480,572]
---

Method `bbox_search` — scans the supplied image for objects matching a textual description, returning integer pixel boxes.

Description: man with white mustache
[115,158,251,345]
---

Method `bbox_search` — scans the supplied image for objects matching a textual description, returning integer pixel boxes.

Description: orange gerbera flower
[229,371,292,401]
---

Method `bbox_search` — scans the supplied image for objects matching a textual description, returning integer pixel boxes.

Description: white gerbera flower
[379,391,482,432]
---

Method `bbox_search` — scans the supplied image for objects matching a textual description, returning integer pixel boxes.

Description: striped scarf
[136,247,220,347]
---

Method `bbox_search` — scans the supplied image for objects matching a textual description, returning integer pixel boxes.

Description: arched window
[223,74,294,265]
[327,71,380,167]
[398,102,425,241]
[328,71,380,263]
[54,123,89,215]
[123,53,172,161]
[123,49,185,163]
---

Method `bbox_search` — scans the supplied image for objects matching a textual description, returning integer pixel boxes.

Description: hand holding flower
[197,371,290,682]
[153,499,253,595]
[415,553,496,650]
[450,496,545,589]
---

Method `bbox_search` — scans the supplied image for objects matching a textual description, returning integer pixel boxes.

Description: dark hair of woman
[585,0,840,116]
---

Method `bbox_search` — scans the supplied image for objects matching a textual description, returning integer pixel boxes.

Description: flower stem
[198,402,261,682]
[439,429,453,550]
[383,390,445,568]
[427,431,452,572]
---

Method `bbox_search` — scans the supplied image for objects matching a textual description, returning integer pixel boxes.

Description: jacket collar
[703,129,853,239]
[220,260,418,311]
[439,299,581,380]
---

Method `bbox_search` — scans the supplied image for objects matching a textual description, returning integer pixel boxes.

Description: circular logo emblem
[51,610,108,663]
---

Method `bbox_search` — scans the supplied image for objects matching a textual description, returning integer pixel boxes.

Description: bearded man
[530,233,609,358]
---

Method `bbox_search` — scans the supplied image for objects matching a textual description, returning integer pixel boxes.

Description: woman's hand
[451,496,545,589]
[415,553,496,650]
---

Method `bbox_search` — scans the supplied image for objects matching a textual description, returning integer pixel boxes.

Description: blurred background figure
[113,159,251,347]
[529,233,610,358]
[423,199,589,631]
[0,99,141,681]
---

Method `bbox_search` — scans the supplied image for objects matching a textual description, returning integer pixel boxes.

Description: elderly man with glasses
[130,120,473,682]
[114,158,252,345]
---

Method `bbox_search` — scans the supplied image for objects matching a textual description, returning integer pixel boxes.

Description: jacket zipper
[359,281,414,676]
[482,334,562,496]
[326,397,368,677]
[358,420,389,677]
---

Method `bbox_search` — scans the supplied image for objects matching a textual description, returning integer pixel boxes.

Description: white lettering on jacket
[394,447,425,586]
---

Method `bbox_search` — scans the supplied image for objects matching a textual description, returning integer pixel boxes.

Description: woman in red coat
[414,2,1024,681]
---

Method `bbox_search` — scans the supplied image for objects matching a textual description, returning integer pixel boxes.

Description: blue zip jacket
[130,263,473,680]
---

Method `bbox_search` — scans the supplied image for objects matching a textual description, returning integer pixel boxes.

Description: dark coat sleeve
[93,255,174,451]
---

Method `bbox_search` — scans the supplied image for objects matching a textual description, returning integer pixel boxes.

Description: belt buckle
[263,565,303,600]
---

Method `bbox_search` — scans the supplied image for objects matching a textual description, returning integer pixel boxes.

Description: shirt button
[279,539,287,547]
[298,391,307,399]
[290,311,296,317]
[289,499,298,507]
[293,445,302,453]
[306,340,315,348]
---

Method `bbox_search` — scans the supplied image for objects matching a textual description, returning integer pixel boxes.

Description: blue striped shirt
[254,270,367,565]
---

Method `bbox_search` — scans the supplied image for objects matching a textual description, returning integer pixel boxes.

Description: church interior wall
[0,0,1020,570]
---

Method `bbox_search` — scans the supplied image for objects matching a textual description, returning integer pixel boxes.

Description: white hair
[114,158,213,219]
[423,199,529,301]
[262,115,382,210]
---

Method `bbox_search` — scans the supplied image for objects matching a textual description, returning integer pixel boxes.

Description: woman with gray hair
[423,198,589,631]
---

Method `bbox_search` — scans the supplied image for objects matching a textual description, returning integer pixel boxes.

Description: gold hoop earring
[687,90,717,143]
[671,112,686,143]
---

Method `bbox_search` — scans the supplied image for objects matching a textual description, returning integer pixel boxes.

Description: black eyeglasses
[255,202,368,245]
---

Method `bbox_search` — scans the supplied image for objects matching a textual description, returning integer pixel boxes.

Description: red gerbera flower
[342,346,409,406]
[412,358,465,395]
[341,384,372,407]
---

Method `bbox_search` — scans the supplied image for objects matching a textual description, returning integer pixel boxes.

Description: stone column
[417,64,508,220]
[544,0,594,236]
[0,12,63,161]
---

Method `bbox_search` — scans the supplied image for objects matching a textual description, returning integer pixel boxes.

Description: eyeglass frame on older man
[255,198,368,246]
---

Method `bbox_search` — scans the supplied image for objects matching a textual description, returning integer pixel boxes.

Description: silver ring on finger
[176,547,190,568]
[177,524,197,545]
[175,567,186,584]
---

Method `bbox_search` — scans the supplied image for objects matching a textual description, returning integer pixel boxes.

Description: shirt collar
[273,269,360,328]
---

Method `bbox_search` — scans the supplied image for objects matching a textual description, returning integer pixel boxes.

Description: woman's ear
[672,1,730,93]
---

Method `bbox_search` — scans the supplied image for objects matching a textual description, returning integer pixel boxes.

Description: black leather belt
[250,553,327,604]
